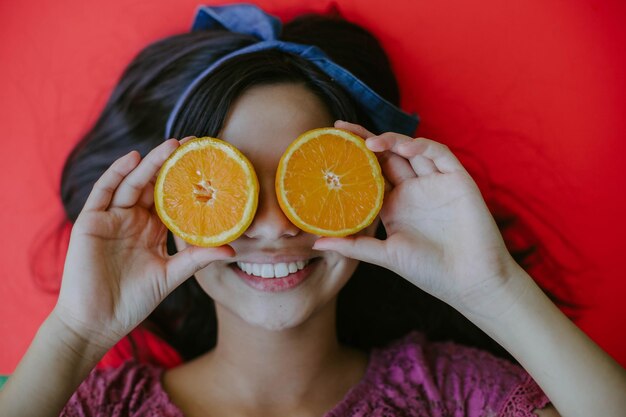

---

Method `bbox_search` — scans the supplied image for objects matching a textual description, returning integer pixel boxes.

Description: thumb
[165,245,235,288]
[313,236,389,268]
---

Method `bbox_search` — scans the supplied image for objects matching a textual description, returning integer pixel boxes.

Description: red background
[1,0,625,373]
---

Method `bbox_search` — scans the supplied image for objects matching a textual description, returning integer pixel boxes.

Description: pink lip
[229,259,319,292]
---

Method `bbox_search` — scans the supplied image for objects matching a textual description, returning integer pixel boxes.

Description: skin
[1,83,625,417]
[163,84,374,416]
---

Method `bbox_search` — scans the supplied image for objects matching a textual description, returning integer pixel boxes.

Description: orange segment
[154,137,259,247]
[276,127,384,237]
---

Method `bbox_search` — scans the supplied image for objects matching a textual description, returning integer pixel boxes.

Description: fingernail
[312,241,327,250]
[365,137,382,150]
[217,245,236,257]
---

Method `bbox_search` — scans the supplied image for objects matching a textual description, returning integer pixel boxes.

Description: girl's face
[174,83,377,331]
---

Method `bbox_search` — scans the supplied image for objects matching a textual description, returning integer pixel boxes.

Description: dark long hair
[60,13,541,363]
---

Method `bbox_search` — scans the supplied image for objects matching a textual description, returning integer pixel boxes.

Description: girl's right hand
[53,138,235,348]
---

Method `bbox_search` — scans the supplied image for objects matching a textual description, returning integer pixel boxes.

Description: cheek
[319,253,361,293]
[192,263,230,298]
[320,220,378,283]
[338,257,360,281]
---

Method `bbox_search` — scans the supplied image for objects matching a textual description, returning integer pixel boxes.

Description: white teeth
[261,264,274,278]
[235,260,311,279]
[274,263,289,278]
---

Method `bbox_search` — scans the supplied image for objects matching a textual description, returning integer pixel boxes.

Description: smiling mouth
[233,258,319,279]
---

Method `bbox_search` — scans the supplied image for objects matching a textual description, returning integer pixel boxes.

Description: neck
[183,299,367,413]
[211,300,341,400]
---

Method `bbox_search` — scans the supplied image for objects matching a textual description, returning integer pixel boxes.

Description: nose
[244,181,300,240]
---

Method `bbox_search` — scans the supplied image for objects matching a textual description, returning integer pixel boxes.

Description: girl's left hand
[313,121,525,316]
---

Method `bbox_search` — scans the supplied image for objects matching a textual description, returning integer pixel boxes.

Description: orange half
[275,127,384,237]
[154,137,259,247]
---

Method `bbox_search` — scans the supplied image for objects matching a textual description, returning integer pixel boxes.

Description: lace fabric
[498,374,551,416]
[64,331,551,416]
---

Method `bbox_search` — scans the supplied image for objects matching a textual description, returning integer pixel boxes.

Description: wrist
[0,311,113,417]
[456,259,534,321]
[461,263,550,338]
[460,265,626,417]
[48,306,119,357]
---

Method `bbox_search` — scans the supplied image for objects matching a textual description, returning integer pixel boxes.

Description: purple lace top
[61,332,550,416]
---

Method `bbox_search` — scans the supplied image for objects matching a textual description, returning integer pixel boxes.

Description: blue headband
[165,4,420,138]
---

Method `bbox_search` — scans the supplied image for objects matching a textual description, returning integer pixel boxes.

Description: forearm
[464,265,626,417]
[0,310,112,417]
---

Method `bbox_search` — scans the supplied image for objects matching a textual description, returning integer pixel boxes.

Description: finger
[334,120,376,139]
[137,180,156,208]
[407,155,439,176]
[165,245,235,289]
[334,122,416,185]
[136,137,197,208]
[110,139,179,208]
[397,138,465,174]
[179,135,196,144]
[364,132,411,152]
[82,151,141,212]
[313,236,389,269]
[367,133,440,176]
[378,151,416,186]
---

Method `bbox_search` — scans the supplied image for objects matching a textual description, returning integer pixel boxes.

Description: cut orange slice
[154,137,259,247]
[276,127,384,237]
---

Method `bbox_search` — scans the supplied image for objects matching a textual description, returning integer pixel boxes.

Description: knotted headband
[165,4,420,138]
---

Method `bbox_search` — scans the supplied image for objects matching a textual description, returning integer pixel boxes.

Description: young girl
[1,4,624,417]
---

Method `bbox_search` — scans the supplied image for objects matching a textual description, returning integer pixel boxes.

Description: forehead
[219,83,334,166]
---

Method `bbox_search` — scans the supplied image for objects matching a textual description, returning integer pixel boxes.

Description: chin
[234,298,319,331]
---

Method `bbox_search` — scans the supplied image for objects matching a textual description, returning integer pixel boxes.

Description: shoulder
[357,331,551,416]
[61,360,182,417]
